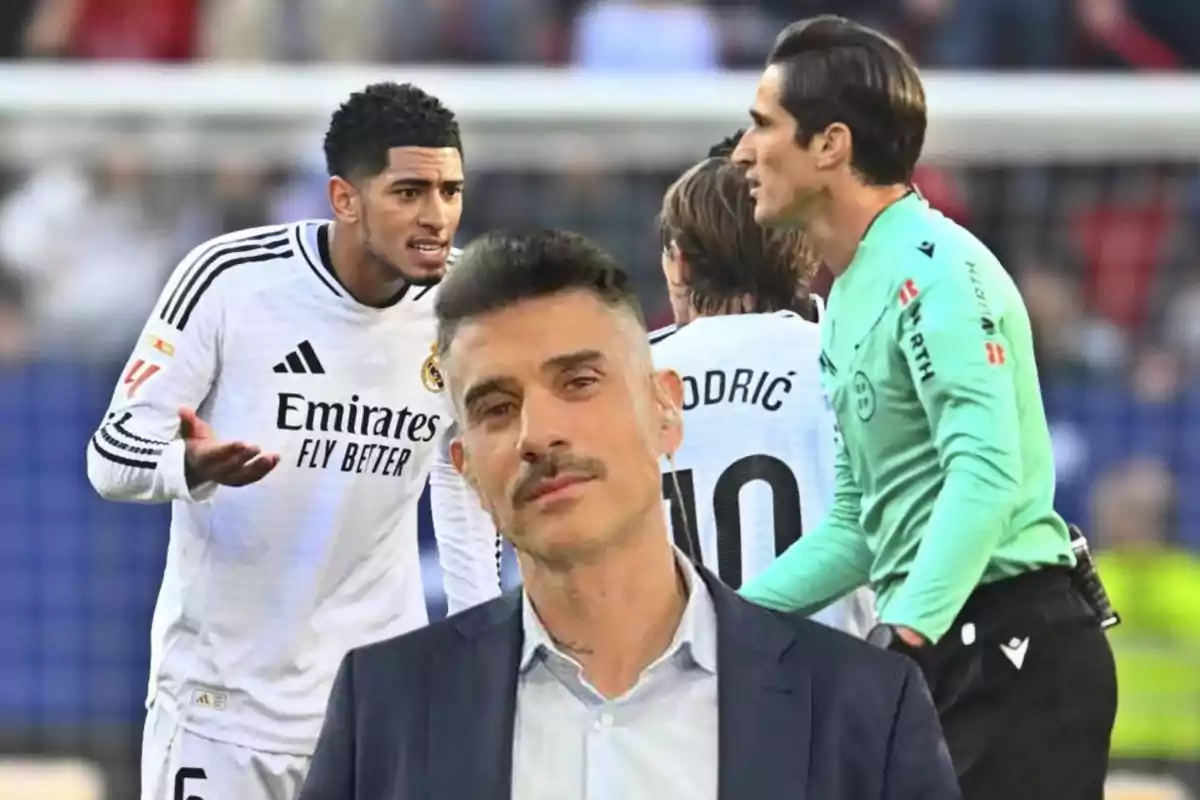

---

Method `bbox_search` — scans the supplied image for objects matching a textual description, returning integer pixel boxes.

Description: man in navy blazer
[299,230,960,800]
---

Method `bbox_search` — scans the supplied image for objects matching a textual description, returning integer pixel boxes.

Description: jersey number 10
[661,454,802,588]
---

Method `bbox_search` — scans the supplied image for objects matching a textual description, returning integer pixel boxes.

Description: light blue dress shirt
[511,554,719,800]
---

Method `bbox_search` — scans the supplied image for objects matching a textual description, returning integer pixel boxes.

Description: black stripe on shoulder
[91,433,158,470]
[160,227,290,324]
[648,325,679,345]
[171,243,295,331]
[165,233,292,327]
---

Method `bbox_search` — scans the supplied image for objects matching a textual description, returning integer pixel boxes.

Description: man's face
[447,291,682,565]
[349,146,464,286]
[733,65,824,228]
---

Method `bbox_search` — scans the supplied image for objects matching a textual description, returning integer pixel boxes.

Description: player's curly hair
[323,82,462,181]
[659,157,819,319]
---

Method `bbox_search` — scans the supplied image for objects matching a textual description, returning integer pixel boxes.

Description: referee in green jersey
[732,16,1117,800]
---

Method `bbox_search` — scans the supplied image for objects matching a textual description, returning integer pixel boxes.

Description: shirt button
[597,712,614,729]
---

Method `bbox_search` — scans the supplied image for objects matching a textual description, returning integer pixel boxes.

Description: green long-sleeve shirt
[740,193,1073,643]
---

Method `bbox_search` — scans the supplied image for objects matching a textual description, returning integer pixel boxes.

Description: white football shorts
[141,700,310,800]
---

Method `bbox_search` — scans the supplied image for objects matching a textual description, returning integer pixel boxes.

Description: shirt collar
[837,189,927,293]
[860,187,925,249]
[519,550,718,675]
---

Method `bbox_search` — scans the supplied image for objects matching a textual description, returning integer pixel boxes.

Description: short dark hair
[660,157,817,317]
[323,82,462,181]
[435,230,645,357]
[768,15,925,186]
[708,130,745,159]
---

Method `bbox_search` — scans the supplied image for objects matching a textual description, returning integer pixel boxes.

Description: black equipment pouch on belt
[1067,524,1121,630]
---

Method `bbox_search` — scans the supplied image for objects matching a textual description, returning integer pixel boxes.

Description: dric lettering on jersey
[679,367,796,413]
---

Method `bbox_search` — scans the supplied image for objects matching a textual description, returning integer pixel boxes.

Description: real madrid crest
[421,343,445,393]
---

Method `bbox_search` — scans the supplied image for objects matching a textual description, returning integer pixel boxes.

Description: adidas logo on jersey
[273,340,325,374]
[191,687,228,710]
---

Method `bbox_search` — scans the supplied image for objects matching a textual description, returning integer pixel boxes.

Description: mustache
[512,452,607,507]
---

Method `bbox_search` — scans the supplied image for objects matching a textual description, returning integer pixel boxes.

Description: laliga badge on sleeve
[421,343,445,394]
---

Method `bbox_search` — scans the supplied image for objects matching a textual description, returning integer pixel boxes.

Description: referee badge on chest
[851,371,877,422]
[421,343,445,393]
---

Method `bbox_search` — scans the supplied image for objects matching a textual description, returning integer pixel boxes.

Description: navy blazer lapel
[427,591,523,800]
[704,570,811,800]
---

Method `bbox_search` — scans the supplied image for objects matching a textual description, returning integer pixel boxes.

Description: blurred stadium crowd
[0,0,1198,797]
[0,0,1198,68]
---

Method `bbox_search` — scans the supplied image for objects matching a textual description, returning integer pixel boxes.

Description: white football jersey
[86,221,501,755]
[652,308,874,635]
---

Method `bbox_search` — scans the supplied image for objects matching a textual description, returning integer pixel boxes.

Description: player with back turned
[86,83,501,800]
[652,133,873,635]
[732,16,1118,800]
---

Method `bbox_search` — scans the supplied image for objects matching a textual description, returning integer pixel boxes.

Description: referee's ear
[652,369,684,458]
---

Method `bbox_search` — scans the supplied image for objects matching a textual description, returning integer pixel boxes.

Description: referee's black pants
[914,568,1118,800]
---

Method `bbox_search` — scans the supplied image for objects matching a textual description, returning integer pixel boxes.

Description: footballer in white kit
[86,84,501,800]
[652,141,874,635]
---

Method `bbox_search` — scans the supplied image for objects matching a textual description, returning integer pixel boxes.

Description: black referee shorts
[916,568,1118,800]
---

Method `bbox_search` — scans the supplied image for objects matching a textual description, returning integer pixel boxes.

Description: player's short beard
[360,203,443,288]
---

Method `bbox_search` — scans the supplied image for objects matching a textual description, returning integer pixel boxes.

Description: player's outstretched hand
[179,406,280,488]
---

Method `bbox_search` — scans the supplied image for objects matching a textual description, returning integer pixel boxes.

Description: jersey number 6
[174,767,206,800]
[662,454,802,588]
